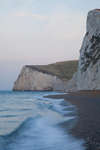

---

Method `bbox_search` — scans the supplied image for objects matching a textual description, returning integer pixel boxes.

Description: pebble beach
[46,90,100,150]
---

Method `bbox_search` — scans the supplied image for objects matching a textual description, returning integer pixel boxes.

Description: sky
[0,0,100,90]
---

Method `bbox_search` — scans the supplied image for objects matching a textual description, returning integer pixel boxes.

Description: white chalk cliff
[67,9,100,90]
[13,66,68,91]
[13,9,100,91]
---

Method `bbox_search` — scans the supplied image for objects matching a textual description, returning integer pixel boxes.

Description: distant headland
[13,9,100,91]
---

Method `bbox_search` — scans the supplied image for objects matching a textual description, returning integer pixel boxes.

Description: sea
[0,91,85,150]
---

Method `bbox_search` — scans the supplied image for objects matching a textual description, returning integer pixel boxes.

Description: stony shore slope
[46,90,100,150]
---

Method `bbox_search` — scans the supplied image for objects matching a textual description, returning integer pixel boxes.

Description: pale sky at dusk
[0,0,100,90]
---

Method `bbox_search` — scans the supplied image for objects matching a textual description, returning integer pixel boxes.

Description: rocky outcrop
[13,9,100,92]
[67,9,100,90]
[13,66,68,91]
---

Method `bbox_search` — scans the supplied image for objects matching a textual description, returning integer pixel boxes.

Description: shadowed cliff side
[66,9,100,91]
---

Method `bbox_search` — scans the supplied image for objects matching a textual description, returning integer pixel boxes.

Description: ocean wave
[0,91,85,150]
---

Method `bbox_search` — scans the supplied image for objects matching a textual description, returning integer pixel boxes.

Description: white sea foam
[0,91,85,150]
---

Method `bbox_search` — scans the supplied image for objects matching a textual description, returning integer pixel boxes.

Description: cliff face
[67,9,100,90]
[13,66,68,91]
[13,9,100,92]
[13,60,78,91]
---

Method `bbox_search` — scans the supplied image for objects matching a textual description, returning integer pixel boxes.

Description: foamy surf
[0,91,85,150]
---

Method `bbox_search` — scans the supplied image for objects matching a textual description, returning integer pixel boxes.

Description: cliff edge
[67,9,100,90]
[13,9,100,91]
[13,61,78,91]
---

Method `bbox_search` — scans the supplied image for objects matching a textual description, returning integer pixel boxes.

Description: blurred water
[0,91,85,150]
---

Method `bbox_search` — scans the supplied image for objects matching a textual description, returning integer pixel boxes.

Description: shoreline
[46,90,100,150]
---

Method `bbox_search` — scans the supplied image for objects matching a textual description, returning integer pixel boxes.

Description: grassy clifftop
[26,60,78,81]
